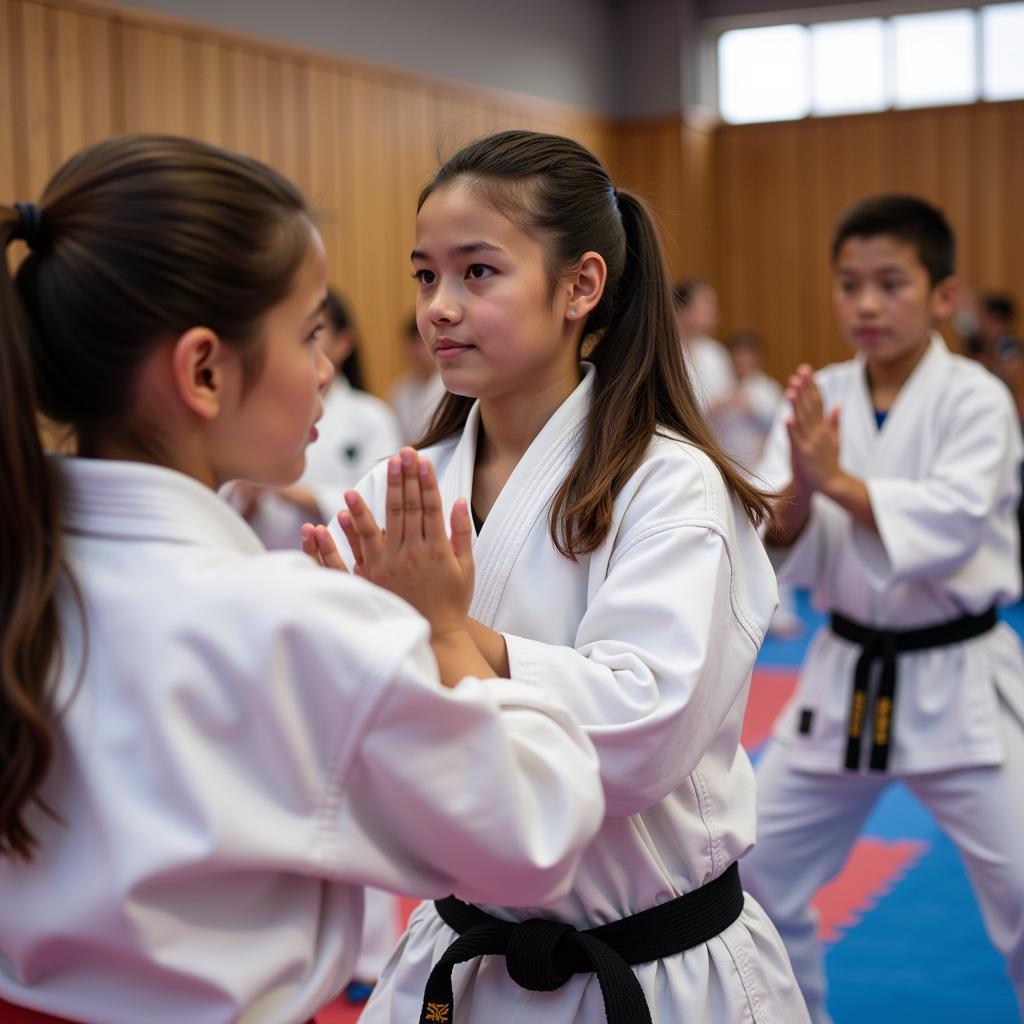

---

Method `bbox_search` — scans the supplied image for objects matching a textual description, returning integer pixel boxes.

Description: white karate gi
[712,371,783,472]
[743,334,1024,1023]
[245,376,402,550]
[0,457,604,1024]
[334,364,811,1023]
[389,371,447,445]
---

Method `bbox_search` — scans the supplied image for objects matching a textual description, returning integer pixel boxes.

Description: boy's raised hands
[784,363,842,497]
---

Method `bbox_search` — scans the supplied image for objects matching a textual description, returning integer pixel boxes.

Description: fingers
[313,524,349,572]
[344,490,385,564]
[300,523,323,565]
[401,448,423,545]
[419,457,447,544]
[336,510,365,575]
[301,523,350,573]
[786,364,825,435]
[384,455,403,544]
[450,498,475,581]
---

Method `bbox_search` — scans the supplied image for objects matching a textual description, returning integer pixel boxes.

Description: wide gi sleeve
[502,449,774,817]
[191,559,603,908]
[855,378,1022,585]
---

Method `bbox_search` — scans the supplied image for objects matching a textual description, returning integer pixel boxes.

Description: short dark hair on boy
[831,195,955,286]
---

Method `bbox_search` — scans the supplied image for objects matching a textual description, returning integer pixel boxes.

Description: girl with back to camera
[319,130,811,1023]
[0,134,605,1024]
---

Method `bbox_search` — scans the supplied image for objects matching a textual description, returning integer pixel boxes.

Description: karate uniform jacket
[0,457,604,1024]
[759,334,1024,775]
[336,365,811,1023]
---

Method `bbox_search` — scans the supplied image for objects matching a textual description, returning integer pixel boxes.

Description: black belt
[833,605,997,773]
[419,861,744,1024]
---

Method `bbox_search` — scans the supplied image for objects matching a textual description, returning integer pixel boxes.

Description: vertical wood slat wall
[0,0,612,395]
[715,103,1024,381]
[3,0,1023,391]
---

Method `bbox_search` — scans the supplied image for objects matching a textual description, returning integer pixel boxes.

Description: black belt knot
[833,605,997,773]
[504,917,578,990]
[419,861,745,1024]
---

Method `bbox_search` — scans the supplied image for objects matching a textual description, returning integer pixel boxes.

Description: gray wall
[117,0,620,114]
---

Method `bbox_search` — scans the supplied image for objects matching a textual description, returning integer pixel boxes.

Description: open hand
[337,448,475,639]
[300,522,350,572]
[785,364,841,496]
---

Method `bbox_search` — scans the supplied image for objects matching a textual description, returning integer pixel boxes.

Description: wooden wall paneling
[16,1,61,199]
[0,0,18,204]
[1007,104,1024,301]
[304,63,340,292]
[121,22,187,135]
[972,103,1011,292]
[181,34,227,145]
[346,72,406,396]
[326,70,358,299]
[934,105,975,287]
[807,119,846,371]
[229,46,272,163]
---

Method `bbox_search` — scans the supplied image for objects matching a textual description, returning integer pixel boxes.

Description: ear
[930,275,959,322]
[170,327,234,420]
[565,251,607,323]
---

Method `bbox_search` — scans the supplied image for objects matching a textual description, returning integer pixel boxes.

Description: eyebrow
[410,241,505,262]
[306,294,329,319]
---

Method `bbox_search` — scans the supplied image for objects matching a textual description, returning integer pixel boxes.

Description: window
[811,19,887,116]
[892,10,976,108]
[716,3,1024,124]
[718,25,810,124]
[982,2,1024,100]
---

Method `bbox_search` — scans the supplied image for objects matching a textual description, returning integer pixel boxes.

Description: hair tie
[12,202,45,251]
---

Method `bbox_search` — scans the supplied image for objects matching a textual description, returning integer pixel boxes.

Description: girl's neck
[476,368,580,465]
[78,425,215,489]
[471,367,580,521]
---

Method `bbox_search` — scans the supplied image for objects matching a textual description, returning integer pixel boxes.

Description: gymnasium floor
[319,594,1024,1023]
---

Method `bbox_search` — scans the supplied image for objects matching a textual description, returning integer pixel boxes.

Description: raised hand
[785,363,842,496]
[300,523,349,572]
[337,448,475,641]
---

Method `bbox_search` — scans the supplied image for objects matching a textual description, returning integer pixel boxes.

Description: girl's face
[215,226,332,487]
[412,183,576,402]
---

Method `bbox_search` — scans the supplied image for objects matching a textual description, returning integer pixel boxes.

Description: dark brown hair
[832,194,955,286]
[1,134,312,860]
[415,130,773,559]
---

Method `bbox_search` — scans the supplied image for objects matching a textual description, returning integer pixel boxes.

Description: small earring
[569,308,577,318]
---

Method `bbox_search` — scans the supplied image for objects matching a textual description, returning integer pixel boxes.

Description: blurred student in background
[711,331,801,637]
[389,313,446,444]
[673,279,735,414]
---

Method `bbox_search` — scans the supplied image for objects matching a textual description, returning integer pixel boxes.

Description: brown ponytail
[0,209,65,860]
[414,130,774,559]
[1,135,314,859]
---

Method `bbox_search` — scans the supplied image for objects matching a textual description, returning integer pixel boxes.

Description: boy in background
[743,195,1024,1023]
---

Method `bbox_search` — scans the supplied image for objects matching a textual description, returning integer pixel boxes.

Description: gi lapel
[843,334,948,478]
[467,366,595,629]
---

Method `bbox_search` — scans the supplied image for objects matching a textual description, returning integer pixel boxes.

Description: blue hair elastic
[12,202,45,251]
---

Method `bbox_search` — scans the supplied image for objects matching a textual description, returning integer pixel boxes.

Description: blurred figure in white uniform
[389,313,446,444]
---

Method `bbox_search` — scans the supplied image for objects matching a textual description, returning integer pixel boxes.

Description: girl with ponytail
[0,136,605,1024]
[318,129,810,1024]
